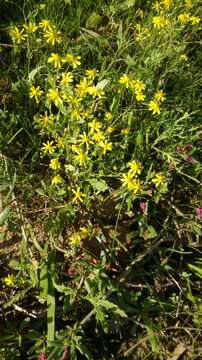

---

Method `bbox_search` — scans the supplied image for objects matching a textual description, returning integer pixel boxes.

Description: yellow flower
[121,172,135,190]
[47,88,63,106]
[148,100,161,115]
[49,159,61,170]
[92,130,105,142]
[4,274,15,287]
[71,108,83,121]
[62,54,81,68]
[121,128,129,135]
[38,111,54,125]
[60,72,73,86]
[72,148,90,165]
[69,232,81,246]
[76,77,91,98]
[180,54,188,62]
[105,112,113,121]
[161,0,173,10]
[10,26,27,44]
[43,28,62,45]
[190,16,200,25]
[79,226,90,238]
[131,79,146,93]
[131,179,143,194]
[85,68,99,79]
[56,136,65,149]
[99,140,113,154]
[51,175,62,186]
[152,173,165,187]
[88,119,102,133]
[128,160,143,176]
[41,140,56,154]
[136,92,145,101]
[72,186,86,203]
[154,90,166,103]
[107,126,115,134]
[29,85,43,104]
[47,53,62,69]
[87,86,105,98]
[152,1,162,13]
[178,13,191,24]
[119,74,131,88]
[24,22,38,33]
[77,132,93,147]
[152,16,169,29]
[39,19,52,30]
[184,0,193,8]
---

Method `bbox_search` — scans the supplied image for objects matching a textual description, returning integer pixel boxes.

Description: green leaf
[143,316,160,354]
[47,251,56,344]
[99,299,127,318]
[86,12,101,29]
[0,207,10,226]
[39,260,48,300]
[89,178,108,193]
[188,263,202,279]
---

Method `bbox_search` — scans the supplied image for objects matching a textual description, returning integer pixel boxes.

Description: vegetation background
[0,0,201,359]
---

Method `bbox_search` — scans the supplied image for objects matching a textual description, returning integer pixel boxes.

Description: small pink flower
[183,144,192,153]
[185,155,195,164]
[196,208,202,217]
[140,202,146,213]
[176,145,181,153]
[39,353,47,360]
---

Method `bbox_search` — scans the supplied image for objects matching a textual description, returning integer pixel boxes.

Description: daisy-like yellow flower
[56,136,65,149]
[154,90,166,103]
[62,54,81,68]
[72,148,90,165]
[69,232,81,246]
[128,160,143,176]
[51,175,62,186]
[131,179,143,194]
[77,132,93,147]
[105,112,113,121]
[43,28,62,46]
[190,16,200,25]
[39,19,53,30]
[4,274,15,287]
[92,130,105,142]
[85,68,99,79]
[76,77,91,98]
[161,0,173,10]
[87,86,105,98]
[152,173,165,187]
[72,186,86,203]
[107,126,115,134]
[121,172,135,190]
[119,74,131,88]
[60,72,73,86]
[23,22,38,33]
[178,13,191,24]
[29,85,43,104]
[47,53,62,69]
[152,1,162,13]
[38,111,54,125]
[79,226,90,238]
[148,100,161,115]
[88,119,102,134]
[41,140,56,154]
[184,0,193,8]
[121,128,130,135]
[152,15,169,29]
[47,88,63,106]
[71,108,83,121]
[136,92,145,101]
[131,79,146,93]
[99,140,113,154]
[10,26,27,44]
[49,158,61,170]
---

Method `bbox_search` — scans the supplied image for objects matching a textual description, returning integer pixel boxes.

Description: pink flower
[182,144,192,153]
[184,155,195,164]
[196,208,202,217]
[140,202,147,213]
[39,353,47,360]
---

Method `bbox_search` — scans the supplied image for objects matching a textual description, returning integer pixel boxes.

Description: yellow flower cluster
[148,89,166,115]
[121,160,143,195]
[178,13,200,26]
[119,74,146,102]
[9,19,62,46]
